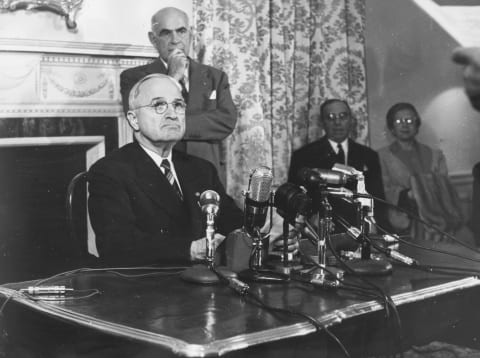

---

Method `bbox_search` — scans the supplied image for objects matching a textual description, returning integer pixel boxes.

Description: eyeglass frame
[131,99,187,115]
[393,117,417,125]
[324,111,351,122]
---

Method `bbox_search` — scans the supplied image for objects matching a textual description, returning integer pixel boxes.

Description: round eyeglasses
[133,100,187,115]
[394,117,416,125]
[325,112,350,122]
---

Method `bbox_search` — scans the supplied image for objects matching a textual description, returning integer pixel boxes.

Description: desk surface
[1,241,480,357]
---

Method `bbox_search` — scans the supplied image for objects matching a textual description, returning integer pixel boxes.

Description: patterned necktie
[160,159,183,201]
[336,143,345,165]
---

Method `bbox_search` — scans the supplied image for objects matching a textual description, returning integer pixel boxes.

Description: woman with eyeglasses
[378,102,468,243]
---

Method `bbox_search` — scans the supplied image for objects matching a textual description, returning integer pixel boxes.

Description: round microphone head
[199,190,220,215]
[297,167,322,187]
[274,183,312,221]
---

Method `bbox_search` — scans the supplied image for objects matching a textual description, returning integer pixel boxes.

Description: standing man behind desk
[120,7,237,185]
[88,74,243,267]
[288,98,386,228]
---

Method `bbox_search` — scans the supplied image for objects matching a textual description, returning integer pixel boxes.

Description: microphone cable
[245,289,351,358]
[370,197,480,265]
[210,261,351,357]
[22,266,188,290]
[295,246,389,300]
[322,217,404,357]
[372,196,479,253]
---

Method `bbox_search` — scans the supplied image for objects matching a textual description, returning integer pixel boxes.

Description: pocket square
[209,90,216,100]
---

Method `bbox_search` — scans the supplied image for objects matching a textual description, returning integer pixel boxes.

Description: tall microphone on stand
[238,167,287,282]
[181,190,236,284]
[243,166,273,236]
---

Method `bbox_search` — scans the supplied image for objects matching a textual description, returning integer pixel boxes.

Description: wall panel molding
[0,38,157,58]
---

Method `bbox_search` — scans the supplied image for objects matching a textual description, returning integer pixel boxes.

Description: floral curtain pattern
[193,0,367,204]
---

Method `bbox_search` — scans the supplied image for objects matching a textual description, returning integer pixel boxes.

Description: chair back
[66,171,98,259]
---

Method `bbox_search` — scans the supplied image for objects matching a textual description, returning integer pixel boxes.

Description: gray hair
[128,73,180,110]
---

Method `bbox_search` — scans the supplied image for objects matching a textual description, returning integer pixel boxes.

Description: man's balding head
[148,7,191,62]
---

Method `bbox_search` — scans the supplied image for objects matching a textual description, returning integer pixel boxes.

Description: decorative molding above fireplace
[0,38,157,57]
[0,52,149,118]
[0,51,152,146]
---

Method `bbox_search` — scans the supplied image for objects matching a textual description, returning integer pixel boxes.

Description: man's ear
[126,111,140,131]
[148,31,156,46]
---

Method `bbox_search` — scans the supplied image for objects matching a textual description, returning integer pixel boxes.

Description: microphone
[274,183,312,225]
[343,225,418,266]
[297,167,349,187]
[199,190,220,216]
[311,168,350,185]
[274,183,318,243]
[244,166,273,236]
[182,189,226,284]
[199,190,220,267]
[386,249,418,266]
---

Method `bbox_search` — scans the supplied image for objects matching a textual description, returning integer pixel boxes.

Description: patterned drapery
[193,0,367,204]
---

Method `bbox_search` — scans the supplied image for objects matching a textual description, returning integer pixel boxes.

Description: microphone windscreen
[249,166,273,203]
[274,183,312,221]
[199,190,220,215]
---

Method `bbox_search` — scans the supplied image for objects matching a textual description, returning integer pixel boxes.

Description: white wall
[0,0,193,57]
[365,0,480,176]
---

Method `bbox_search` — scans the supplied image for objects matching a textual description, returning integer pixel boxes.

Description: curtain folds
[193,0,367,204]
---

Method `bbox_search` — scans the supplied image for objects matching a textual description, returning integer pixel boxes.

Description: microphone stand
[342,175,393,276]
[181,195,236,284]
[301,186,344,282]
[266,217,304,275]
[238,196,289,282]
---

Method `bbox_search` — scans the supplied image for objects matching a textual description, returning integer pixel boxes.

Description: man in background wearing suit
[120,7,237,185]
[88,74,243,267]
[288,98,387,229]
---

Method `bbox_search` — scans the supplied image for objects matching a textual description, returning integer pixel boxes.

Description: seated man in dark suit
[288,98,387,229]
[88,73,243,267]
[120,6,237,185]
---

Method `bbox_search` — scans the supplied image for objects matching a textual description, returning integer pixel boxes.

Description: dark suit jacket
[288,136,387,227]
[120,59,237,184]
[88,142,243,267]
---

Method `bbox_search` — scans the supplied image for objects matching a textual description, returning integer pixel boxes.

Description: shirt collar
[159,57,189,78]
[139,143,172,168]
[328,138,348,153]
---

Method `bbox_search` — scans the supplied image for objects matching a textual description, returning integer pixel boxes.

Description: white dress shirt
[328,138,349,164]
[139,144,184,196]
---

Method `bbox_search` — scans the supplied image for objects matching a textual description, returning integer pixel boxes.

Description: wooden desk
[1,242,480,357]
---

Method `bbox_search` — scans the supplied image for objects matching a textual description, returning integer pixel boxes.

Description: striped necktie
[160,159,183,201]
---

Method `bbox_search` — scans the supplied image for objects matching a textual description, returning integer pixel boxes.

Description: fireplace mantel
[0,48,152,264]
[0,50,153,146]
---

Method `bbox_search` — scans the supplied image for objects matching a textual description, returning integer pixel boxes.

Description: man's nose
[164,104,178,118]
[170,31,181,43]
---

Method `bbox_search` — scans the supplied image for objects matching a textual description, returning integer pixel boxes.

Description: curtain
[193,0,368,205]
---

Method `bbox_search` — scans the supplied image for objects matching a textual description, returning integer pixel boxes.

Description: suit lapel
[173,151,204,235]
[147,59,168,75]
[347,139,362,168]
[187,60,210,107]
[318,136,337,167]
[131,144,183,214]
